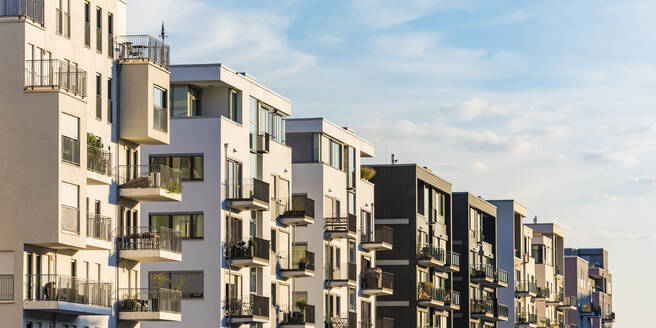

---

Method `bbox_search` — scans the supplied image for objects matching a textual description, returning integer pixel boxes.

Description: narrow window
[107,13,114,58]
[95,74,102,120]
[84,2,90,47]
[107,78,112,123]
[96,7,102,53]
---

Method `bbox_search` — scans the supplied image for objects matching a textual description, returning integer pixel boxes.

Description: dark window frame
[149,212,204,240]
[149,154,204,181]
[148,271,204,299]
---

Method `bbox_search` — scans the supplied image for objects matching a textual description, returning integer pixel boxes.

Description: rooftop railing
[117,226,181,253]
[227,237,270,262]
[118,288,181,313]
[117,35,170,68]
[225,295,269,318]
[0,274,13,301]
[87,145,111,176]
[25,274,111,307]
[87,213,112,242]
[0,0,44,25]
[25,59,86,97]
[116,165,182,193]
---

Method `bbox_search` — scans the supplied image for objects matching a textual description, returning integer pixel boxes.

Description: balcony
[256,133,270,153]
[495,303,509,321]
[0,0,44,25]
[281,304,315,327]
[557,295,577,311]
[24,274,111,315]
[324,214,357,240]
[85,213,112,250]
[376,318,394,328]
[61,136,80,166]
[470,265,494,285]
[25,59,86,97]
[86,145,112,184]
[325,315,354,328]
[117,165,182,202]
[361,226,393,251]
[535,287,550,299]
[470,299,495,320]
[279,195,315,226]
[361,268,393,296]
[0,274,13,302]
[579,303,601,316]
[417,245,445,268]
[118,288,181,321]
[325,263,357,288]
[416,282,448,309]
[226,178,270,211]
[118,226,182,262]
[280,249,315,278]
[516,312,537,327]
[227,237,270,268]
[515,281,537,297]
[494,268,509,288]
[436,251,460,272]
[602,312,615,323]
[448,290,461,311]
[117,35,170,68]
[225,296,269,324]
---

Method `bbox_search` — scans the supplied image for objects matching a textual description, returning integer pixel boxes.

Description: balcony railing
[516,312,537,324]
[118,288,181,313]
[281,249,315,271]
[0,274,13,301]
[61,136,80,165]
[87,213,111,241]
[227,237,270,262]
[325,316,350,328]
[417,282,448,302]
[117,35,170,67]
[536,286,550,298]
[471,264,494,280]
[496,303,509,318]
[325,263,356,282]
[602,312,615,322]
[0,0,44,25]
[561,295,577,307]
[25,59,87,97]
[417,245,445,262]
[325,214,357,234]
[447,251,460,267]
[117,226,181,253]
[515,280,537,294]
[61,205,79,234]
[225,178,270,203]
[362,268,393,290]
[153,105,168,132]
[282,304,315,324]
[362,225,393,245]
[225,295,269,318]
[25,274,111,307]
[116,165,182,193]
[496,268,509,284]
[471,299,495,315]
[376,317,394,328]
[87,145,111,176]
[449,290,460,306]
[283,194,315,218]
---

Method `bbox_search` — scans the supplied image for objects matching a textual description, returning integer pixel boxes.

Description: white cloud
[594,194,619,202]
[350,0,471,29]
[471,161,491,172]
[582,149,639,167]
[626,176,656,186]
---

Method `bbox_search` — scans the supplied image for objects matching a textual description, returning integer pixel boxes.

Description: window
[532,245,543,264]
[226,274,241,300]
[150,213,204,239]
[329,139,342,170]
[226,216,242,243]
[347,146,356,188]
[61,113,79,165]
[84,2,90,47]
[230,90,241,123]
[348,241,356,264]
[226,159,242,198]
[149,271,203,298]
[150,155,204,180]
[250,268,257,293]
[347,192,356,216]
[56,0,70,37]
[107,13,113,58]
[153,86,168,131]
[107,78,112,123]
[249,96,258,149]
[171,85,201,117]
[435,192,445,224]
[95,74,102,120]
[348,287,356,311]
[312,133,321,162]
[324,196,340,217]
[96,7,102,53]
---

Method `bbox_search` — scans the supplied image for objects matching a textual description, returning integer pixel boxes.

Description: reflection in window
[150,213,204,239]
[149,271,203,298]
[150,155,204,180]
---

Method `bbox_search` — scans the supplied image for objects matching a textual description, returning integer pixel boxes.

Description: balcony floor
[279,215,314,226]
[120,187,182,202]
[227,315,269,324]
[228,198,269,212]
[24,300,111,316]
[361,241,393,251]
[362,288,393,296]
[119,249,182,262]
[280,269,315,278]
[119,311,182,321]
[230,257,269,268]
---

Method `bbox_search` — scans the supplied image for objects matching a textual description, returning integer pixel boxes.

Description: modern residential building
[452,193,509,328]
[138,63,301,327]
[286,118,388,328]
[526,223,575,328]
[368,164,460,328]
[488,200,537,328]
[0,0,182,327]
[564,248,614,328]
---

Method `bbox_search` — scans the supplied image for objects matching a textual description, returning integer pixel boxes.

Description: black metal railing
[117,35,170,67]
[449,290,460,306]
[325,214,357,234]
[516,312,537,324]
[61,205,79,234]
[325,316,350,328]
[283,304,316,324]
[561,295,577,307]
[471,264,495,280]
[496,303,509,318]
[118,288,181,313]
[25,274,111,307]
[362,269,393,290]
[417,282,447,302]
[153,105,168,132]
[0,275,13,301]
[603,312,615,321]
[87,145,111,176]
[447,251,460,267]
[325,265,349,282]
[471,299,494,315]
[376,317,394,328]
[225,178,270,204]
[515,280,538,294]
[0,0,44,25]
[61,136,80,165]
[25,59,87,97]
[496,268,509,284]
[225,295,269,318]
[227,237,270,261]
[283,194,315,218]
[417,245,445,263]
[117,226,181,253]
[536,286,550,298]
[115,165,182,193]
[87,213,112,241]
[284,249,315,271]
[362,226,393,245]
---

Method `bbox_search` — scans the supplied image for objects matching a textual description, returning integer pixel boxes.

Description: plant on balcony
[297,256,307,270]
[361,166,376,180]
[418,281,433,300]
[166,182,183,194]
[295,298,308,311]
[87,133,103,150]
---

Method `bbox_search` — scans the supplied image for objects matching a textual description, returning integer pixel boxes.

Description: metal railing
[362,269,393,290]
[417,282,448,302]
[281,249,315,271]
[471,264,495,280]
[496,268,509,284]
[61,205,79,233]
[325,264,356,282]
[225,295,269,318]
[536,286,550,298]
[602,312,615,321]
[376,317,394,328]
[449,290,460,306]
[153,105,168,132]
[417,245,445,263]
[283,194,315,218]
[0,0,43,25]
[447,251,460,267]
[362,225,393,245]
[282,304,316,324]
[515,280,538,294]
[117,35,170,67]
[115,165,182,193]
[227,237,270,261]
[325,316,350,328]
[225,178,270,203]
[25,59,87,97]
[87,213,111,241]
[516,312,537,324]
[496,303,509,318]
[325,214,357,234]
[25,274,111,307]
[471,299,494,315]
[61,136,80,165]
[0,275,13,301]
[118,288,181,313]
[561,295,577,307]
[117,226,181,253]
[87,145,111,176]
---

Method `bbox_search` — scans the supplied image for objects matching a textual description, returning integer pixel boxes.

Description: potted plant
[297,256,306,270]
[295,298,308,321]
[44,281,58,301]
[150,272,173,311]
[360,166,376,180]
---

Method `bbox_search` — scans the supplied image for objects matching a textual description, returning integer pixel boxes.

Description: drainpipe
[114,56,121,328]
[224,143,232,326]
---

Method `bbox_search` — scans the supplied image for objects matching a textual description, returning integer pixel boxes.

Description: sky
[128,1,655,325]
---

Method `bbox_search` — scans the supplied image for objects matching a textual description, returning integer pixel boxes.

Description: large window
[258,103,286,144]
[153,86,168,131]
[348,287,356,312]
[230,90,241,123]
[150,213,204,239]
[149,271,203,298]
[329,139,342,170]
[150,155,204,180]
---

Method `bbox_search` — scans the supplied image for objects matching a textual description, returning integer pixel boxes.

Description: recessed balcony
[361,226,393,251]
[515,312,537,327]
[225,296,270,324]
[470,299,495,320]
[117,165,182,202]
[280,250,315,278]
[85,213,112,250]
[557,295,577,311]
[416,282,448,309]
[281,304,315,328]
[279,195,315,226]
[118,226,182,262]
[25,59,87,97]
[515,281,538,298]
[361,268,393,296]
[324,214,357,240]
[416,245,445,268]
[227,237,270,268]
[325,263,357,288]
[118,288,181,321]
[225,178,270,212]
[24,274,111,316]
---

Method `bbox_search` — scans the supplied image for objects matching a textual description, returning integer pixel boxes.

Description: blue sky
[130,0,656,324]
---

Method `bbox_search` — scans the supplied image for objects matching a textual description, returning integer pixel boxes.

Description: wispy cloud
[595,230,656,241]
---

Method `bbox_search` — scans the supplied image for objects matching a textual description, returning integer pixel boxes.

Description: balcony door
[227,159,242,198]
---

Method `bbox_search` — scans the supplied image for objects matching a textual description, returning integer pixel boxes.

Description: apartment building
[488,200,537,328]
[367,164,460,328]
[286,118,388,328]
[138,63,302,327]
[525,223,576,328]
[564,248,614,328]
[452,193,509,328]
[0,0,183,327]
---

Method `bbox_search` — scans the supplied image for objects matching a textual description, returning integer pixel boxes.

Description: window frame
[149,212,204,240]
[149,271,204,299]
[150,154,204,181]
